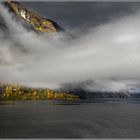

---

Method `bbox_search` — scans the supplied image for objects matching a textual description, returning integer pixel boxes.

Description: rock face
[3,0,64,32]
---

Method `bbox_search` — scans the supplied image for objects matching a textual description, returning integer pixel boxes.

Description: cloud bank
[0,5,140,91]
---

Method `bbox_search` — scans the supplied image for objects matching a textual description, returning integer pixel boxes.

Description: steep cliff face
[3,1,64,33]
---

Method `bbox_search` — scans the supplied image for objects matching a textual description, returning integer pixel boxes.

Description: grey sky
[21,2,140,31]
[0,0,139,1]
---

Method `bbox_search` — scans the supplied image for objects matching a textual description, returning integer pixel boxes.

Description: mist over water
[0,4,140,91]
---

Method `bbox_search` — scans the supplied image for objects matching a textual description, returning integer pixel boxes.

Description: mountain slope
[3,1,64,33]
[60,80,138,99]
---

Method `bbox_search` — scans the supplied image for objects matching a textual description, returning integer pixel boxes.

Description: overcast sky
[1,0,140,2]
[21,2,140,31]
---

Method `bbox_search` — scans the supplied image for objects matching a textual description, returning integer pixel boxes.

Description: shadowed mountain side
[0,14,8,31]
[60,81,140,99]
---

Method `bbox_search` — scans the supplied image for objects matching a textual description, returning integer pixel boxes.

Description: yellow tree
[32,90,37,100]
[5,86,12,97]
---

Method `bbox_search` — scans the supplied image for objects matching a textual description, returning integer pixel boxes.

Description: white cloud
[0,5,140,91]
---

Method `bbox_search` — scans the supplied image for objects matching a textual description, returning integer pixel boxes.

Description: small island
[0,84,79,100]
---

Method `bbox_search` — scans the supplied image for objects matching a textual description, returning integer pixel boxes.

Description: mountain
[2,1,64,33]
[60,80,139,99]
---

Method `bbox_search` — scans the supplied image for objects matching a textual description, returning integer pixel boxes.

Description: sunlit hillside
[0,84,79,100]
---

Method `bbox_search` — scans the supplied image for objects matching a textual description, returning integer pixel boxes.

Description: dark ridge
[2,1,16,13]
[48,19,65,32]
[0,15,7,31]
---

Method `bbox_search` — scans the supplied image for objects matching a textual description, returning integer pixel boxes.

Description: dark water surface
[0,99,140,138]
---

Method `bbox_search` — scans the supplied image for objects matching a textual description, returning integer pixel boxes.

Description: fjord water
[0,99,140,138]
